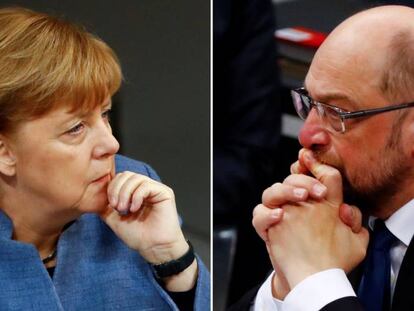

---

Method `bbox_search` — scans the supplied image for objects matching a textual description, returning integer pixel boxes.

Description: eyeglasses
[291,87,414,133]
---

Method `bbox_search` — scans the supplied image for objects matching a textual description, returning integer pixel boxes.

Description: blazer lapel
[0,211,63,310]
[392,235,414,310]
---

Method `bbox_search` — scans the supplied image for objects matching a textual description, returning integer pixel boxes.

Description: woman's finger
[108,172,143,211]
[129,180,174,213]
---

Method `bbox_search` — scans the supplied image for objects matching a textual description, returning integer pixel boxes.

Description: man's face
[7,100,120,216]
[300,43,412,214]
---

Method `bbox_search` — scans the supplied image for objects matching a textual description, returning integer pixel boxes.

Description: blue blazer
[0,154,210,310]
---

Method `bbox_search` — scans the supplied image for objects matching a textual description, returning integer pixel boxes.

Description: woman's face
[7,99,120,215]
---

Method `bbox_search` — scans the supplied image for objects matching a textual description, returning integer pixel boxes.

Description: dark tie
[358,220,398,311]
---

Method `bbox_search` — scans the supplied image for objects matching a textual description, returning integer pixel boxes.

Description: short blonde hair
[0,7,122,133]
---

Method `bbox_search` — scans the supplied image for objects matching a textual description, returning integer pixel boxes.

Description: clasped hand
[252,149,369,297]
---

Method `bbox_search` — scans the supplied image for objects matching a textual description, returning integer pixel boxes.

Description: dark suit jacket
[230,234,414,310]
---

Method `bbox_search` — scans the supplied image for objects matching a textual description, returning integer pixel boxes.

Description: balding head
[307,5,414,104]
[298,6,414,218]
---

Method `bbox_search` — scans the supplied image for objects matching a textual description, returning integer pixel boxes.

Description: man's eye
[67,123,85,135]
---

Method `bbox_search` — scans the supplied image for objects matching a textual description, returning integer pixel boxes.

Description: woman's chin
[76,189,109,214]
[73,183,109,214]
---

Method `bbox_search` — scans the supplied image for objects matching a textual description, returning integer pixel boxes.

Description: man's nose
[93,123,120,159]
[298,109,330,149]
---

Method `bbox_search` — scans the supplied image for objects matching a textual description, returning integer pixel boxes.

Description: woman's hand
[99,171,197,291]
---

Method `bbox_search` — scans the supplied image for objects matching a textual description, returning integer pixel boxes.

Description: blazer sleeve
[320,297,364,311]
[193,256,211,311]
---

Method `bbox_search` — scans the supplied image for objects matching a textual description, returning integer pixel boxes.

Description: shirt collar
[368,198,414,247]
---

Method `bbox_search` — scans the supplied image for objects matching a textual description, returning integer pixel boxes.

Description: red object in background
[275,27,327,49]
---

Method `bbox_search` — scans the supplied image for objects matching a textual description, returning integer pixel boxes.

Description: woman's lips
[92,173,111,184]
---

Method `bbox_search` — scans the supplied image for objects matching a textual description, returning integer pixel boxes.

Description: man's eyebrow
[317,92,350,102]
[303,85,357,109]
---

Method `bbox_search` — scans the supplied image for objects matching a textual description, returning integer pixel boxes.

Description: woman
[0,7,209,310]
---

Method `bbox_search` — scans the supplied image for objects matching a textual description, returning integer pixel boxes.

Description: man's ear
[0,137,16,176]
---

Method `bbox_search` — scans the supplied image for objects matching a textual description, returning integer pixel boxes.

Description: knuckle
[283,175,297,183]
[165,186,174,197]
[252,217,257,228]
[252,204,260,217]
[261,189,269,202]
[358,246,367,260]
[131,191,142,200]
[325,169,341,180]
[271,182,284,192]
[270,182,283,189]
[140,180,150,188]
[262,183,282,203]
[119,193,131,203]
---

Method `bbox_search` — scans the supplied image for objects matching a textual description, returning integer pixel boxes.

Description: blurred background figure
[213,0,281,309]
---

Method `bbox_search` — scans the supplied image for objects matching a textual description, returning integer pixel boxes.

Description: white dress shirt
[253,198,414,311]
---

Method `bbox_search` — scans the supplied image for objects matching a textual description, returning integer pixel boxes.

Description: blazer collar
[0,209,13,239]
[391,234,414,310]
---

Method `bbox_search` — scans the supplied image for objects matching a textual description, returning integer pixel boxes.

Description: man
[243,5,414,310]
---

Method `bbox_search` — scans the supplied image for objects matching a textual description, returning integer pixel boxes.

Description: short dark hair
[381,29,414,103]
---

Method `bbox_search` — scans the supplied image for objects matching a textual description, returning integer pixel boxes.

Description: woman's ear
[0,137,16,176]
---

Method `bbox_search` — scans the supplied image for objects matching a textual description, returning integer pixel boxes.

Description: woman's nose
[92,123,120,159]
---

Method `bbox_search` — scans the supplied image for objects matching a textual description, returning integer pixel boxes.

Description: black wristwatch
[151,240,195,279]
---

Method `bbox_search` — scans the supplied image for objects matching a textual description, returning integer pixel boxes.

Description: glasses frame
[291,87,414,133]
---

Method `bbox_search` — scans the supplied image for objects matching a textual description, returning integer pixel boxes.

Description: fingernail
[129,202,135,212]
[291,162,299,174]
[118,209,129,216]
[293,188,307,198]
[109,196,116,207]
[271,209,282,218]
[313,184,326,196]
[117,200,125,211]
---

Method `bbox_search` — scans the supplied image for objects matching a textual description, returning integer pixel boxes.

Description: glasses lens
[291,91,311,120]
[324,106,344,132]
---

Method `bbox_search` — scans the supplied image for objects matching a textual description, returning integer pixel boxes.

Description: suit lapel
[392,235,414,310]
[348,263,364,292]
[347,227,414,311]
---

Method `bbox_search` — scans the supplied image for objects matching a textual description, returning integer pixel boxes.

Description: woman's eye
[102,109,111,121]
[67,122,85,135]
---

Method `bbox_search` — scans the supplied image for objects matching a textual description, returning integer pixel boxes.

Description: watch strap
[152,240,195,278]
